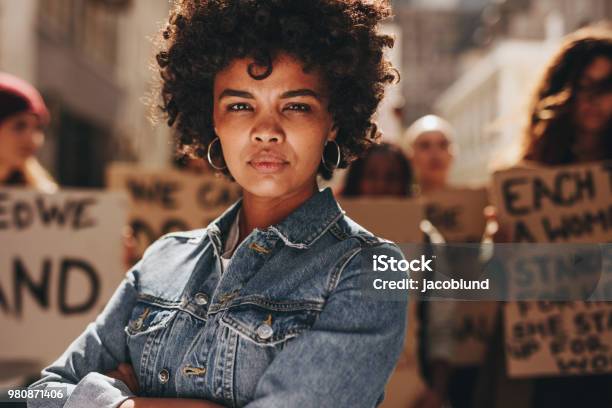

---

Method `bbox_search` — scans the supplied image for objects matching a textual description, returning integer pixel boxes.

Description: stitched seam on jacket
[208,297,324,314]
[222,329,238,406]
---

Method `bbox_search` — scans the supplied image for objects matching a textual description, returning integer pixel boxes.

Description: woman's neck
[572,130,605,162]
[238,182,318,243]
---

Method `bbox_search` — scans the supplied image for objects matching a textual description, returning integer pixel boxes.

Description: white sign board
[0,188,127,368]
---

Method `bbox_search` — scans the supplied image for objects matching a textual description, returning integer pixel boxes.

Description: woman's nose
[251,116,285,144]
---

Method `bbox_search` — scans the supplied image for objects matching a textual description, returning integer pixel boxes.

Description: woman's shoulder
[130,227,212,294]
[142,227,210,256]
[328,212,403,256]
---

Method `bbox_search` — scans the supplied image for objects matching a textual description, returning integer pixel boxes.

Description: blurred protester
[403,115,463,408]
[0,72,56,193]
[340,139,456,408]
[478,24,612,408]
[340,141,413,197]
[522,28,612,165]
[0,73,56,396]
[403,114,456,195]
[340,141,424,408]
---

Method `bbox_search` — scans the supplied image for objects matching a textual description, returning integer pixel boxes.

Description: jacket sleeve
[245,242,409,408]
[27,261,141,408]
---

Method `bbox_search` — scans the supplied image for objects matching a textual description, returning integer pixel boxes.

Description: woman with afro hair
[28,1,409,407]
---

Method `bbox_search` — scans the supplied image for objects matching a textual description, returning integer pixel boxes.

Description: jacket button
[132,319,143,330]
[256,323,273,340]
[158,369,170,384]
[194,293,209,305]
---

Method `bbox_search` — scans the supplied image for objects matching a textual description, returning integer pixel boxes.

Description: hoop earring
[207,137,227,170]
[321,139,341,171]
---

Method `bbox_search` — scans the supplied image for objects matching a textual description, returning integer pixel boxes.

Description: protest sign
[106,163,242,260]
[504,301,612,377]
[423,187,496,366]
[0,188,127,368]
[337,197,424,243]
[491,161,612,243]
[424,187,489,243]
[491,161,612,377]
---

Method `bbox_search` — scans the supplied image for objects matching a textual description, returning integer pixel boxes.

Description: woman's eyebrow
[218,89,254,100]
[218,88,321,100]
[280,89,321,100]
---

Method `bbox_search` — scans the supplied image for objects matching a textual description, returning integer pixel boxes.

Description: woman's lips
[249,160,289,173]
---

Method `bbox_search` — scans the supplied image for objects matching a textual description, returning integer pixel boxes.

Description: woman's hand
[106,362,140,394]
[482,205,511,243]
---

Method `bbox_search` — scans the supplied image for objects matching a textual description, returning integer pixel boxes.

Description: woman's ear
[328,124,338,141]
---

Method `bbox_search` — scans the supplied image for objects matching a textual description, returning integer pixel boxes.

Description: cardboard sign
[491,161,612,243]
[504,301,612,377]
[491,161,612,377]
[424,187,489,243]
[0,188,127,369]
[337,197,424,243]
[106,163,242,260]
[422,187,496,367]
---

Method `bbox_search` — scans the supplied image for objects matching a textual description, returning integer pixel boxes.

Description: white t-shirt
[220,209,241,272]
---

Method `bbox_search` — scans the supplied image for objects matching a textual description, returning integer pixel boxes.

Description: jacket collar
[207,187,344,249]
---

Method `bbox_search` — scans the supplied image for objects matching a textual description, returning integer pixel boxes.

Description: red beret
[0,72,50,126]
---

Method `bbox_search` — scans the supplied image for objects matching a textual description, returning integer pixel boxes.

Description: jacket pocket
[124,301,178,338]
[220,304,319,347]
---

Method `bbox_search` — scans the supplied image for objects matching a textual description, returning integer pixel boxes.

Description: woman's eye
[227,103,253,112]
[284,103,311,112]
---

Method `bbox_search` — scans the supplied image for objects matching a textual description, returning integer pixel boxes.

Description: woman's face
[410,130,453,186]
[359,152,408,197]
[574,56,612,134]
[213,53,336,199]
[0,112,44,170]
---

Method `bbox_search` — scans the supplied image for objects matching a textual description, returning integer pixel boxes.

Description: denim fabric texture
[28,187,409,408]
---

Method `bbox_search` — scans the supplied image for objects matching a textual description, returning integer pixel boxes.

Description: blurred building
[0,0,171,187]
[435,39,557,186]
[475,0,611,44]
[392,0,485,126]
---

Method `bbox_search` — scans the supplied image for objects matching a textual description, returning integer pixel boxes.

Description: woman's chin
[240,177,293,199]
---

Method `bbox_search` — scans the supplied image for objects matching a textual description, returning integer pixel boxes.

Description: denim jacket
[28,187,408,408]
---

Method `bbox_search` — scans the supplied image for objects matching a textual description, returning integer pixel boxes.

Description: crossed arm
[106,364,222,408]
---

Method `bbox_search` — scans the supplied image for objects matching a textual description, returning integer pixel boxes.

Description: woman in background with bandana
[0,72,56,193]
